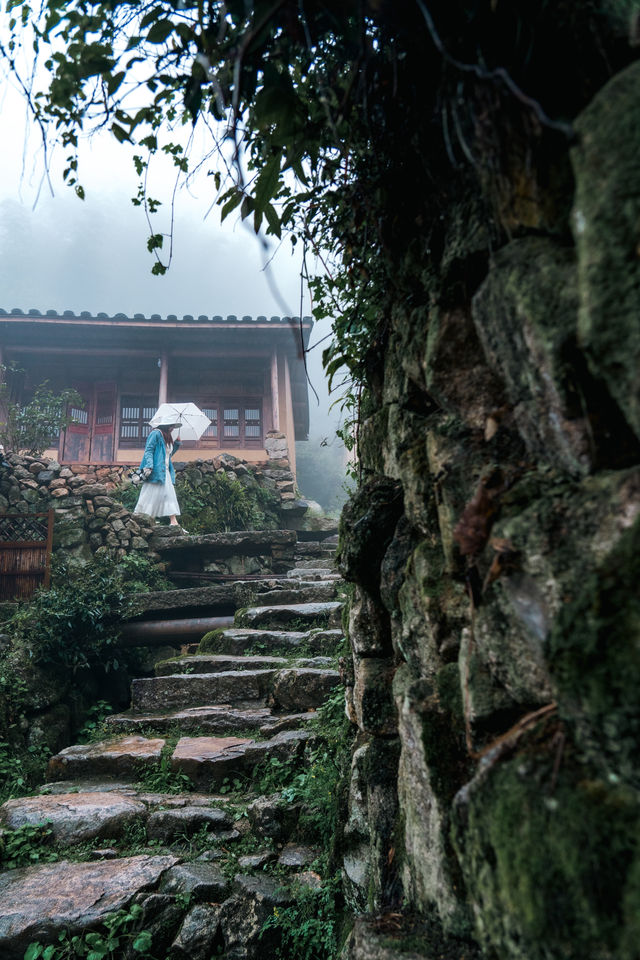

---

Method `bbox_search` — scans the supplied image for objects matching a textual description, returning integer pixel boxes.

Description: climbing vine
[2,1,637,452]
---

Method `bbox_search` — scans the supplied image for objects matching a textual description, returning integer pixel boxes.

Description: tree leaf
[264,202,281,238]
[146,19,174,44]
[111,123,131,144]
[132,930,153,952]
[254,152,281,215]
[23,944,43,960]
[220,190,243,222]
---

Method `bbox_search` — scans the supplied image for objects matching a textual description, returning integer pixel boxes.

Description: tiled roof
[0,308,313,325]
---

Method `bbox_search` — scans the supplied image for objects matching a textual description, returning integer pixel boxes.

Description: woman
[134,423,182,525]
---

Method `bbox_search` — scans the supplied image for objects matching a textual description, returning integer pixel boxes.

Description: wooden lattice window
[195,401,262,446]
[120,396,157,446]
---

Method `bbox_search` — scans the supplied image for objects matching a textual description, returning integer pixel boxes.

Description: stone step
[294,542,337,558]
[200,627,343,657]
[247,580,339,605]
[149,528,297,559]
[105,705,316,737]
[0,790,235,847]
[132,584,235,618]
[128,579,338,621]
[0,854,179,960]
[0,849,312,960]
[131,670,276,712]
[46,730,312,788]
[289,556,335,569]
[235,600,342,631]
[154,654,334,677]
[287,568,341,580]
[47,735,166,783]
[171,729,309,787]
[130,665,340,712]
[154,654,289,675]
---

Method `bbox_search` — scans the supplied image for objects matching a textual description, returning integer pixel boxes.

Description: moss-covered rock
[452,724,640,960]
[572,60,640,444]
[338,477,404,595]
[394,665,472,936]
[549,512,640,786]
[472,236,591,475]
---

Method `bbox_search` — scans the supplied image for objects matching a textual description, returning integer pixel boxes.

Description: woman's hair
[158,425,174,442]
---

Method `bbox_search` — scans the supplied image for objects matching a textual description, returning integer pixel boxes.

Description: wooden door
[90,381,117,462]
[62,383,92,462]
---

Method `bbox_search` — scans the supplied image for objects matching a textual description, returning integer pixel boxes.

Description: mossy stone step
[149,528,297,558]
[46,729,311,787]
[131,578,337,618]
[47,735,165,782]
[199,627,343,656]
[105,704,316,737]
[153,654,334,677]
[130,670,276,712]
[0,791,148,845]
[287,568,341,580]
[154,654,289,676]
[170,729,309,787]
[289,557,335,570]
[246,580,339,605]
[131,665,339,712]
[235,600,342,631]
[294,542,337,558]
[0,791,235,846]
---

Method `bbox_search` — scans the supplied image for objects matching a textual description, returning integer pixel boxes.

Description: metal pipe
[121,615,234,645]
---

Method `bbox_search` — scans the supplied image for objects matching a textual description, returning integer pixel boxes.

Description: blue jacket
[139,429,180,483]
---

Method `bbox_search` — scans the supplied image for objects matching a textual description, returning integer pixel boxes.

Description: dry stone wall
[337,61,640,960]
[0,433,307,564]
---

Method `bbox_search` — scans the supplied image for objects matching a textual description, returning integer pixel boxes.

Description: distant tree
[0,376,83,456]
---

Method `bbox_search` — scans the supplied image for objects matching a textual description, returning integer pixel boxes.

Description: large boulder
[572,60,640,444]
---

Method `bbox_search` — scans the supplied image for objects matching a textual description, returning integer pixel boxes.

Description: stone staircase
[0,531,343,960]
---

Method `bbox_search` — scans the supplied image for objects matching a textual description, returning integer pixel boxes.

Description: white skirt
[134,477,180,518]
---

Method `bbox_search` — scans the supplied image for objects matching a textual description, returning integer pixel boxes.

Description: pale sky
[0,57,340,443]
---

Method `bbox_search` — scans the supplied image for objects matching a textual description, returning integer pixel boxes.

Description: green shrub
[175,470,280,533]
[115,552,171,593]
[114,464,281,533]
[24,903,156,960]
[5,554,152,673]
[112,481,139,512]
[255,688,351,959]
[261,871,342,960]
[0,740,51,803]
[0,374,84,456]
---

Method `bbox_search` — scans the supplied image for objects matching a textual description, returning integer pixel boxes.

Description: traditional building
[0,309,312,473]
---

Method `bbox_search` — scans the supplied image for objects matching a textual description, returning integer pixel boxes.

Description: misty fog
[0,79,349,512]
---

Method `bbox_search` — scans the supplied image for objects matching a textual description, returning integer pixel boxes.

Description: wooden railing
[0,510,54,601]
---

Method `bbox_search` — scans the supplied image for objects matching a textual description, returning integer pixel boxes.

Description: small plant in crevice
[256,686,352,960]
[77,700,114,743]
[24,902,156,960]
[0,740,51,804]
[0,821,58,870]
[138,754,195,794]
[261,870,343,960]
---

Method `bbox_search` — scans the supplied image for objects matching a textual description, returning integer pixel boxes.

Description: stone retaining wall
[0,432,308,566]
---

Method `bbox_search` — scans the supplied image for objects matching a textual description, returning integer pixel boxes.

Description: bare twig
[414,0,574,139]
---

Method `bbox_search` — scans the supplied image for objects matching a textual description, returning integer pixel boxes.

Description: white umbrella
[149,402,211,442]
